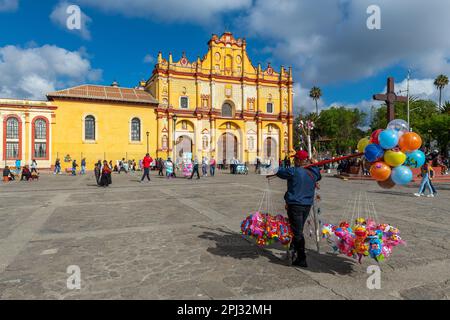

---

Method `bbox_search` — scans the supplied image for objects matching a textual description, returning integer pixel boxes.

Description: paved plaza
[0,170,449,300]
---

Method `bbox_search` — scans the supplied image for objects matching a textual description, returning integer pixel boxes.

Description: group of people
[2,159,39,182]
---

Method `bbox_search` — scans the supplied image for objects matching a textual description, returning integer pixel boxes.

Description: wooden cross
[373,77,408,122]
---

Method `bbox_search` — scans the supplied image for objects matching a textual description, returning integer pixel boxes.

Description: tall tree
[434,74,449,110]
[309,87,322,116]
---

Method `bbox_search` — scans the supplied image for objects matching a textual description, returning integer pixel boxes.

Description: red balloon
[370,129,383,144]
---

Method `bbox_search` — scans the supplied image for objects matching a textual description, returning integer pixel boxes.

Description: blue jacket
[276,166,321,206]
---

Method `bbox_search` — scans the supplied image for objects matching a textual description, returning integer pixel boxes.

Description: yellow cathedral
[0,32,294,169]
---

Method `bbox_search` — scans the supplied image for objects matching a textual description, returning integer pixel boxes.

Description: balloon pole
[304,152,364,169]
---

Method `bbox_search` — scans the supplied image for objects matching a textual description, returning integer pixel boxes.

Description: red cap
[291,150,309,160]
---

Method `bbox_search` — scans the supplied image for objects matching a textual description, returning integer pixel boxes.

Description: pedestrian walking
[415,161,436,197]
[210,157,216,177]
[80,158,87,175]
[202,157,208,176]
[15,159,21,175]
[99,160,112,187]
[141,153,152,182]
[189,157,200,180]
[158,158,164,176]
[72,160,78,176]
[30,159,38,174]
[54,158,61,174]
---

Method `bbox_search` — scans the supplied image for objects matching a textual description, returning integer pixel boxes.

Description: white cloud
[293,83,326,115]
[0,0,18,12]
[241,0,450,87]
[143,54,155,64]
[75,0,251,25]
[50,1,92,40]
[0,44,102,99]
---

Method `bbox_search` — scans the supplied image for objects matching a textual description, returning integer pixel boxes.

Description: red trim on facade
[0,104,57,110]
[31,116,50,160]
[155,69,293,86]
[3,114,22,160]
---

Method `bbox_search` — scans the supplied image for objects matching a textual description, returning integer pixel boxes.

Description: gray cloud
[75,0,251,25]
[241,0,450,87]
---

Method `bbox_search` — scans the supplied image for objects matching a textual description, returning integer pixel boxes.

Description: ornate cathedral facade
[0,32,294,169]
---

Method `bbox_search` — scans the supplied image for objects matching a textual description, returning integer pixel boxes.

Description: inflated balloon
[377,177,396,189]
[370,129,383,144]
[398,132,422,152]
[364,144,385,162]
[387,119,410,137]
[378,130,399,150]
[391,166,413,185]
[370,162,392,182]
[357,137,371,153]
[404,150,426,168]
[383,150,407,167]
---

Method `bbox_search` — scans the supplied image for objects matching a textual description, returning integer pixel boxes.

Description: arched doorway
[175,135,192,158]
[264,137,278,164]
[217,133,237,165]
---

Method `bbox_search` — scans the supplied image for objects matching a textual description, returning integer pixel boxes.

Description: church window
[266,102,273,114]
[162,135,168,149]
[202,135,209,150]
[222,103,233,117]
[180,96,189,109]
[131,118,141,141]
[84,115,96,141]
[248,136,255,151]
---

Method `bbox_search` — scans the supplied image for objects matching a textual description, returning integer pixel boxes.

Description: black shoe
[292,258,308,268]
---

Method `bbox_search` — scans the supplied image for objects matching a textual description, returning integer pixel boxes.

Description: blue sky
[1,0,449,114]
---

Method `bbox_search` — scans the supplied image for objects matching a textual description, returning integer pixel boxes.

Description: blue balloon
[404,150,426,168]
[391,165,413,185]
[378,129,399,149]
[364,144,385,162]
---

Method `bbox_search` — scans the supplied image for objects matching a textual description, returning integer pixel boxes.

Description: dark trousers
[210,165,215,176]
[287,204,311,258]
[190,165,200,179]
[141,168,151,181]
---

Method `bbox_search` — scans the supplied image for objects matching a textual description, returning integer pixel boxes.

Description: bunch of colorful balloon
[357,119,425,188]
[321,218,405,263]
[241,212,293,247]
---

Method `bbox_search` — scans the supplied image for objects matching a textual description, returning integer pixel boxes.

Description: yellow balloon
[357,137,370,153]
[383,150,407,167]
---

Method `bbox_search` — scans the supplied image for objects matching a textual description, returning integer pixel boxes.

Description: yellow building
[1,32,294,170]
[147,32,294,165]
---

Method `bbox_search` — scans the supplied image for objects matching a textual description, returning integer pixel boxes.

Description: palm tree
[434,74,449,110]
[309,87,322,116]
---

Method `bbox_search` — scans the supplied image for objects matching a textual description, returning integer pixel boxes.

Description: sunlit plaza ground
[0,170,449,300]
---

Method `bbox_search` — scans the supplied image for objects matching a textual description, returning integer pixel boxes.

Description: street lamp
[172,115,178,164]
[146,131,149,154]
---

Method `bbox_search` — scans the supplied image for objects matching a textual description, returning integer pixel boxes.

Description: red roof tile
[47,85,158,105]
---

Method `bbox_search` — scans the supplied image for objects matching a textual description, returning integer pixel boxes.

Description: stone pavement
[0,169,449,300]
